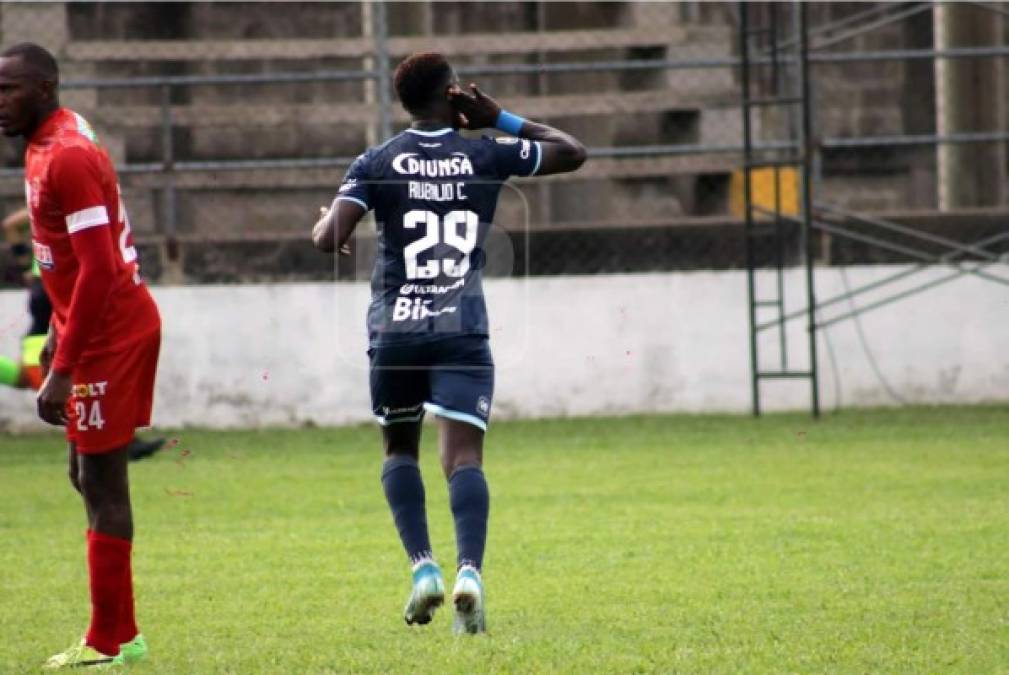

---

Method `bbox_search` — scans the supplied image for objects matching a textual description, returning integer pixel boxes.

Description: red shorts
[66,330,161,454]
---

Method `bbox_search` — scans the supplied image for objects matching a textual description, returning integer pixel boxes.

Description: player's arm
[2,207,29,242]
[313,150,373,254]
[449,83,587,176]
[37,149,117,425]
[3,207,32,283]
[312,198,361,255]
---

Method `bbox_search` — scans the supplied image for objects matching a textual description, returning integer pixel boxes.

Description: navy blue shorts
[369,335,494,431]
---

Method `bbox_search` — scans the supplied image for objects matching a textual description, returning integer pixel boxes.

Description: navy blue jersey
[336,127,541,346]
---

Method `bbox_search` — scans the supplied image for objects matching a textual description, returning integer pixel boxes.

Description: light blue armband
[495,110,526,136]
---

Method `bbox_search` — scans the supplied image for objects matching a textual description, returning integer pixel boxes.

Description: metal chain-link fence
[808,2,1009,267]
[0,2,1006,285]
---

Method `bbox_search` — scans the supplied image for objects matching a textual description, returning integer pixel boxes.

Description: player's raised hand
[36,369,71,426]
[448,83,501,130]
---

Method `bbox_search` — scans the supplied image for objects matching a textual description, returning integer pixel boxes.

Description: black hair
[1,42,58,83]
[393,52,452,113]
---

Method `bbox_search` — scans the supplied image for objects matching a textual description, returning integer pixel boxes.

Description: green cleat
[404,559,445,626]
[42,639,122,670]
[118,634,148,664]
[452,565,486,635]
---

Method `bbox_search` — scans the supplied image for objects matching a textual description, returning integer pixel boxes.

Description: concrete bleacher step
[77,89,739,131]
[54,19,743,205]
[0,153,738,206]
[66,25,724,62]
[148,155,734,189]
[0,13,748,237]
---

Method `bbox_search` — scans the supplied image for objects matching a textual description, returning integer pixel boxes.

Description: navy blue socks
[382,456,490,570]
[448,465,490,571]
[381,455,433,564]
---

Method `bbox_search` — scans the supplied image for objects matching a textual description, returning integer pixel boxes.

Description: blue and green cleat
[42,634,147,670]
[403,559,445,626]
[42,639,121,670]
[118,634,148,665]
[452,565,486,635]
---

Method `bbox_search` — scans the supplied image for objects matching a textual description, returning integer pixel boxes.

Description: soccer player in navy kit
[312,52,585,634]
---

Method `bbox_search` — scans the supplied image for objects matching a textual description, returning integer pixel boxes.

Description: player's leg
[381,420,445,625]
[371,344,444,625]
[69,439,130,654]
[67,442,96,526]
[0,354,21,389]
[19,334,47,389]
[78,446,139,658]
[437,418,487,567]
[20,277,50,390]
[437,418,489,635]
[0,334,45,389]
[426,336,494,634]
[45,335,157,669]
[68,442,82,494]
[79,446,132,536]
[126,436,167,462]
[1,280,50,390]
[113,332,159,661]
[27,276,52,336]
[45,444,133,670]
[381,420,431,562]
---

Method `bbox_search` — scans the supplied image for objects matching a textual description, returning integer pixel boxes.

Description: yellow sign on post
[729,167,799,218]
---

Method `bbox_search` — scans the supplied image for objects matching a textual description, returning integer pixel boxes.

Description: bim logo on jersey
[392,297,458,322]
[392,152,474,177]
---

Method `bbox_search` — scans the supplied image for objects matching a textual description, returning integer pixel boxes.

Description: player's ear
[37,78,56,103]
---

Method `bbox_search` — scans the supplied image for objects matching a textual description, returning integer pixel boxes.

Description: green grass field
[2,407,1008,674]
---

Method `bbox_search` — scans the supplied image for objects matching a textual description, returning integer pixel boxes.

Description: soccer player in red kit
[0,43,159,668]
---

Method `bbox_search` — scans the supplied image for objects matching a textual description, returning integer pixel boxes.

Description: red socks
[117,546,139,645]
[84,529,137,656]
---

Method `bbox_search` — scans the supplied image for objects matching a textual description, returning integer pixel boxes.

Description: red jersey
[26,108,160,373]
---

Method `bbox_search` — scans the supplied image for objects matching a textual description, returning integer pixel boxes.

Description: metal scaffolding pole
[798,3,820,418]
[739,2,819,417]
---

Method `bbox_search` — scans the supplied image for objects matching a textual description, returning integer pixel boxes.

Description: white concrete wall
[1,266,1007,430]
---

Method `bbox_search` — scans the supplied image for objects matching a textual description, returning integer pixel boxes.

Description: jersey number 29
[403,209,478,280]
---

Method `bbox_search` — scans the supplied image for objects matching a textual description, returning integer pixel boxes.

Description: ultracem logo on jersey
[33,241,54,270]
[399,279,465,296]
